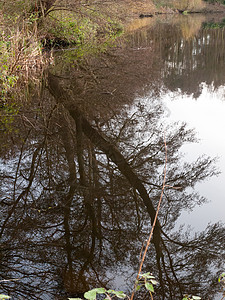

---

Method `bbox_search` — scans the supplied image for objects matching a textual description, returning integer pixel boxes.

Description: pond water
[164,85,225,231]
[1,13,225,300]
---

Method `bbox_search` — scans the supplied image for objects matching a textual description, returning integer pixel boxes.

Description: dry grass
[0,16,52,104]
[172,0,205,10]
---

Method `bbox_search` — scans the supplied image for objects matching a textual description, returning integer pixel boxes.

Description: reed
[0,13,50,104]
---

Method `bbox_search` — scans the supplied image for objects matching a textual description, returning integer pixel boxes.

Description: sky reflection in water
[163,83,225,230]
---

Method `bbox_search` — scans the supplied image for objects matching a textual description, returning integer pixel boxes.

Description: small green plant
[203,19,225,29]
[182,295,201,300]
[45,9,123,54]
[219,273,225,284]
[218,273,225,299]
[67,276,201,300]
[46,12,98,46]
[67,273,158,300]
[68,288,127,300]
[0,295,11,299]
[27,12,39,25]
[135,272,158,296]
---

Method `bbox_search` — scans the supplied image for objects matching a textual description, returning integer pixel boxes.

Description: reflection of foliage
[203,18,225,28]
[204,0,225,4]
[144,18,225,96]
[129,16,224,97]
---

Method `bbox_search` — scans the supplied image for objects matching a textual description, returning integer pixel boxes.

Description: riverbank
[100,0,225,24]
[1,0,225,110]
[1,1,225,51]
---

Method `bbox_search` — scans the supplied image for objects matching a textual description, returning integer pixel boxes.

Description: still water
[1,14,225,300]
[164,85,225,231]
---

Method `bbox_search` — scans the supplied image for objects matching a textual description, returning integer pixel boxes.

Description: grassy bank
[0,0,124,131]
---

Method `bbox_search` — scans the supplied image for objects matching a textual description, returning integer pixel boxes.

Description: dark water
[1,14,225,300]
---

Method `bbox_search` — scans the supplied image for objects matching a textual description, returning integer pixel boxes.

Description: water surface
[1,13,225,300]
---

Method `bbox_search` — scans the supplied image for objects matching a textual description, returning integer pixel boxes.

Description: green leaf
[94,288,106,294]
[145,282,154,292]
[182,298,188,300]
[218,273,225,283]
[84,289,97,300]
[139,273,155,279]
[150,279,158,285]
[0,295,11,299]
[113,291,126,298]
[192,297,201,300]
[136,285,141,291]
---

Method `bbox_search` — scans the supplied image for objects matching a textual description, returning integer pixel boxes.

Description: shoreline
[119,1,225,22]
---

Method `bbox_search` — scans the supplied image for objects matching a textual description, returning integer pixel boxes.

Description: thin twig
[130,133,167,300]
[0,278,21,282]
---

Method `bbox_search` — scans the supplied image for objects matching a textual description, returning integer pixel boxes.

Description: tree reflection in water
[1,16,225,300]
